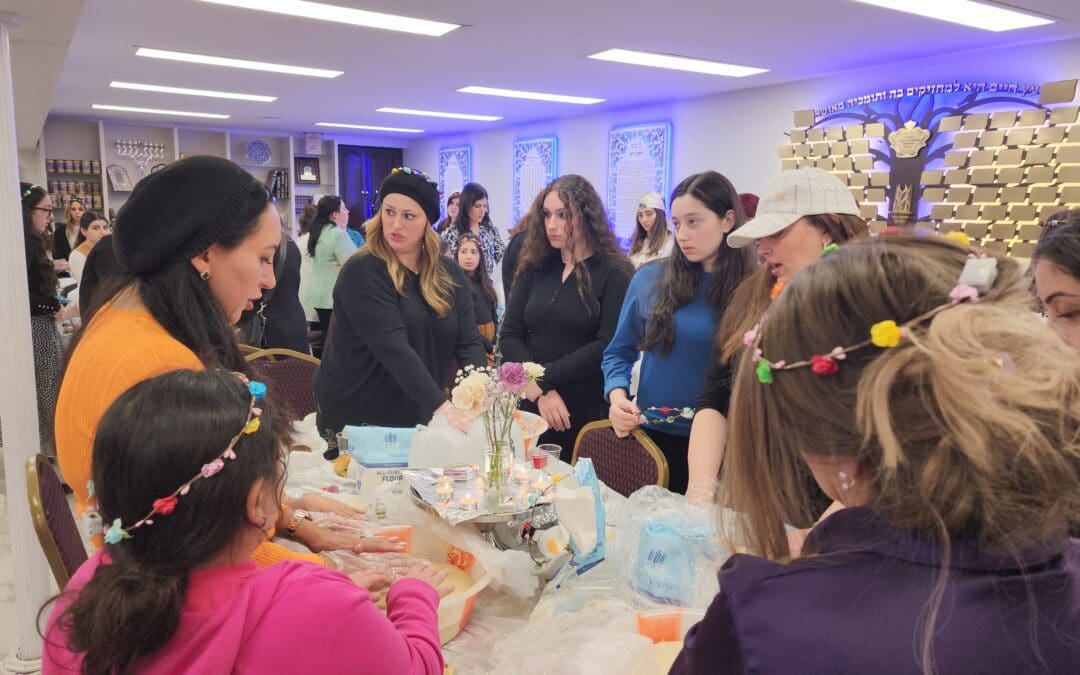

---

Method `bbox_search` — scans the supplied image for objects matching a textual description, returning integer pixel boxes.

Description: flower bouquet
[451,362,545,506]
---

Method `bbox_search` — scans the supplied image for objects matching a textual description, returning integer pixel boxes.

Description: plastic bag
[493,601,655,675]
[409,410,549,469]
[611,485,733,611]
[290,413,328,454]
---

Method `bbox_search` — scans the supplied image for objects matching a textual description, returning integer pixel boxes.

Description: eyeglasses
[31,206,53,214]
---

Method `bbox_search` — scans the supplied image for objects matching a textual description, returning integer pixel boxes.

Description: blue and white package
[345,425,419,467]
[566,458,606,574]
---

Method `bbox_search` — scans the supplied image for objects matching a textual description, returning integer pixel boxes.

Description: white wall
[404,37,1080,231]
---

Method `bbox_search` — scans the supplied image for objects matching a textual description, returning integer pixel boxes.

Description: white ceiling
[37,0,1080,139]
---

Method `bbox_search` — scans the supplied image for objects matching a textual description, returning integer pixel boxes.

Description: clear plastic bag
[492,601,655,675]
[611,485,733,611]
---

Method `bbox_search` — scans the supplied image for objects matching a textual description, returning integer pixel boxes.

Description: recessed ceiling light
[195,0,460,37]
[850,0,1052,31]
[376,107,502,121]
[457,86,604,105]
[92,104,230,119]
[315,122,425,133]
[135,47,343,78]
[588,48,768,77]
[110,81,276,102]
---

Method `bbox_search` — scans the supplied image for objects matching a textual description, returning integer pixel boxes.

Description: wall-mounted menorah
[115,140,166,176]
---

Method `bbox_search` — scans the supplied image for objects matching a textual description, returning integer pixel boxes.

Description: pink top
[44,551,444,674]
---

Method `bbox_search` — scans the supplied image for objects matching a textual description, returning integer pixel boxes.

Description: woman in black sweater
[455,232,498,363]
[500,174,632,460]
[313,168,485,434]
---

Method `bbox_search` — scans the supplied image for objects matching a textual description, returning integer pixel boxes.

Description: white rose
[523,362,545,380]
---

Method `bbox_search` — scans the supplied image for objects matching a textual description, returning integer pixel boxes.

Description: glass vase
[481,438,514,509]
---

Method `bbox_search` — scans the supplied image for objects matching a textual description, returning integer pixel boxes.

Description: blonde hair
[64,198,86,227]
[362,211,455,317]
[723,234,1080,671]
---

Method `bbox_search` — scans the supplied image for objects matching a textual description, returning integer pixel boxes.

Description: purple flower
[498,362,529,394]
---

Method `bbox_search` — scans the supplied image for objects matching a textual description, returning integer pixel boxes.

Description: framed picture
[294,157,321,184]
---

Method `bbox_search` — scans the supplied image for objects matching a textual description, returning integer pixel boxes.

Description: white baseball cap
[727,168,859,248]
[637,192,665,211]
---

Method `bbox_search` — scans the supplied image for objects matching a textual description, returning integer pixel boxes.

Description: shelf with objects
[230,132,293,230]
[101,121,177,219]
[41,118,106,217]
[290,133,339,227]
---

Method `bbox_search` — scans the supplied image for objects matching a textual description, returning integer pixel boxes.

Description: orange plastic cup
[374,525,415,553]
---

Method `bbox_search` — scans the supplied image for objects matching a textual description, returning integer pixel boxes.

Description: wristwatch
[286,508,311,538]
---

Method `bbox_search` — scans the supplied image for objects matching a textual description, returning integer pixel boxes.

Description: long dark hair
[307,195,343,257]
[629,208,670,258]
[456,232,497,311]
[21,183,58,303]
[436,191,461,233]
[65,182,271,375]
[516,174,630,312]
[45,369,290,675]
[452,183,491,235]
[640,172,755,356]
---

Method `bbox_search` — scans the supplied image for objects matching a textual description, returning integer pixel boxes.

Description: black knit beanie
[378,167,441,226]
[113,155,258,274]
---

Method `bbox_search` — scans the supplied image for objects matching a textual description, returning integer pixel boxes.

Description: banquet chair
[570,420,669,497]
[245,348,320,422]
[26,454,88,589]
[237,343,261,355]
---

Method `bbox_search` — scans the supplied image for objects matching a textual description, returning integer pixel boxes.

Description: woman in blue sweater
[602,172,755,493]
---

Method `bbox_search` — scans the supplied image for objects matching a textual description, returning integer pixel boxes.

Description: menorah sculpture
[115,139,166,176]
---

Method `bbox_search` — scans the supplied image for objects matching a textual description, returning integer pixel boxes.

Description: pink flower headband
[749,253,998,384]
[102,376,267,544]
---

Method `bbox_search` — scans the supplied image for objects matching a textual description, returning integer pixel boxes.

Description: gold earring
[200,270,211,282]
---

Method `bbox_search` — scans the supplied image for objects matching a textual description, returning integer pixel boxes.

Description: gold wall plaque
[944,151,968,167]
[887,120,931,158]
[945,168,970,184]
[834,157,854,172]
[947,187,973,203]
[931,204,954,220]
[1039,79,1078,105]
[996,148,1023,165]
[808,128,826,142]
[962,114,989,130]
[826,126,844,141]
[921,170,944,185]
[1012,242,1036,257]
[952,132,978,148]
[923,187,947,202]
[1059,166,1080,182]
[957,204,981,220]
[969,168,996,184]
[966,223,989,238]
[844,125,864,139]
[979,130,1006,147]
[1057,145,1080,163]
[854,156,874,171]
[1026,166,1055,184]
[790,129,807,143]
[1005,128,1033,146]
[849,172,870,187]
[938,116,963,131]
[1018,224,1042,239]
[1036,126,1066,144]
[981,205,1007,221]
[866,188,886,202]
[1018,109,1048,126]
[1050,105,1080,125]
[989,111,1017,129]
[864,123,886,137]
[972,187,1000,203]
[1001,186,1028,202]
[1010,205,1038,221]
[793,109,816,127]
[997,167,1024,184]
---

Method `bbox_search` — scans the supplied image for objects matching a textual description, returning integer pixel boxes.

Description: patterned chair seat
[571,420,669,497]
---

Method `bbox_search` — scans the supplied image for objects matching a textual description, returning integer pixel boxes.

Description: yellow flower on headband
[945,231,971,247]
[243,418,261,434]
[870,320,902,348]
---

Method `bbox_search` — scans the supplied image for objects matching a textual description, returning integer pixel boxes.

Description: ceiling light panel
[92,104,230,119]
[376,107,502,121]
[315,122,424,133]
[457,86,604,105]
[195,0,460,37]
[850,0,1053,31]
[588,48,768,77]
[110,81,276,102]
[135,47,343,78]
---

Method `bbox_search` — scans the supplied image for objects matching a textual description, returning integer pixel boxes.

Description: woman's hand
[293,493,365,518]
[538,390,571,432]
[297,521,406,554]
[608,388,641,438]
[523,381,543,403]
[56,303,80,322]
[53,259,70,272]
[404,563,453,598]
[434,401,474,434]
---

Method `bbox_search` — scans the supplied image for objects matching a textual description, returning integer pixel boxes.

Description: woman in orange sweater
[55,156,392,566]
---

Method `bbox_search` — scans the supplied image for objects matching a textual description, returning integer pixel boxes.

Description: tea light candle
[435,483,454,504]
[512,465,531,484]
[435,475,454,490]
[530,477,548,492]
[473,477,485,493]
[458,493,478,510]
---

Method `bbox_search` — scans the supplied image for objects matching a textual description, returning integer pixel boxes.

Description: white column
[0,11,49,675]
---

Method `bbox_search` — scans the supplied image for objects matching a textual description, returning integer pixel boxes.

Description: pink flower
[742,327,758,346]
[949,284,979,304]
[498,362,529,394]
[200,459,224,478]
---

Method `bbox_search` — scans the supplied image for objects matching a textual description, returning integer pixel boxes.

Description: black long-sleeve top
[501,232,525,295]
[695,347,735,416]
[499,251,632,407]
[261,239,309,353]
[313,252,486,431]
[26,237,59,316]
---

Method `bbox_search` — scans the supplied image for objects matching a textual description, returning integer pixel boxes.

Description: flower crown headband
[102,376,268,544]
[749,250,999,384]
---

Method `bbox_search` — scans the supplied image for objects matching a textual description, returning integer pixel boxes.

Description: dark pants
[315,307,333,339]
[644,428,690,495]
[521,398,608,464]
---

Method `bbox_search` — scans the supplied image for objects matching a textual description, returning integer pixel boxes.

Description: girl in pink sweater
[43,369,450,674]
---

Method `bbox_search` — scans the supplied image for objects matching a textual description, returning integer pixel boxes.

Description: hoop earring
[838,470,853,491]
[200,270,211,282]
